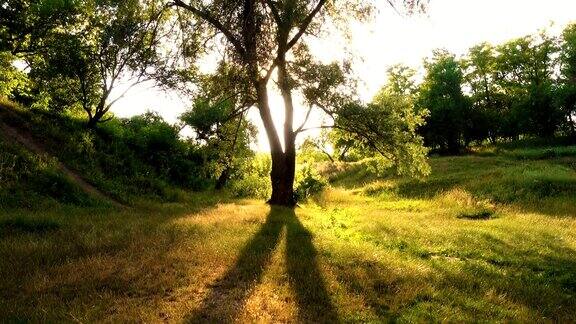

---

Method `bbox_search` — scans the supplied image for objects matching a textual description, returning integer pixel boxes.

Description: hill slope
[0,107,123,208]
[0,99,209,209]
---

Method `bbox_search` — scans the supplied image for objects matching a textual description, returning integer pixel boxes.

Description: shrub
[230,174,271,199]
[295,164,328,201]
[229,154,272,199]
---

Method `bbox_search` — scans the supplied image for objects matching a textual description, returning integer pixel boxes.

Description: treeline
[400,25,576,154]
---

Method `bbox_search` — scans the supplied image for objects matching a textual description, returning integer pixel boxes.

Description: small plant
[230,174,271,199]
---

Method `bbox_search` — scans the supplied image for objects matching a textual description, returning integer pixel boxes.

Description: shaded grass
[0,217,60,235]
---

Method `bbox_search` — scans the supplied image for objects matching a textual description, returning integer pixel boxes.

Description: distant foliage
[417,50,471,154]
[382,24,576,154]
[333,64,430,177]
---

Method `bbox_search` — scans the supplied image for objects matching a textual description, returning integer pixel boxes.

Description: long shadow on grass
[0,193,227,321]
[186,206,337,323]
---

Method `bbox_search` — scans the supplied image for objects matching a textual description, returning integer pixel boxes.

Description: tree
[463,42,502,143]
[417,49,470,153]
[180,61,257,189]
[335,64,429,175]
[495,34,561,138]
[28,0,169,127]
[558,23,576,137]
[170,0,428,206]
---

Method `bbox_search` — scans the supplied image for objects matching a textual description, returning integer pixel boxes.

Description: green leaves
[332,65,430,178]
[417,50,470,153]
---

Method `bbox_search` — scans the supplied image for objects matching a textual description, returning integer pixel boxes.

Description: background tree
[558,23,576,137]
[331,64,429,176]
[494,34,561,139]
[180,61,257,189]
[463,42,502,143]
[28,0,168,127]
[170,0,428,206]
[417,49,470,153]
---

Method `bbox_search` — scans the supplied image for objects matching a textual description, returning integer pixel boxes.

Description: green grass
[1,146,575,322]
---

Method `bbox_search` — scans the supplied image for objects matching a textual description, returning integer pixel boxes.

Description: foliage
[0,52,29,98]
[229,154,272,199]
[0,100,212,206]
[294,163,328,201]
[333,64,430,177]
[0,135,96,209]
[0,0,80,54]
[417,50,471,153]
[557,23,576,137]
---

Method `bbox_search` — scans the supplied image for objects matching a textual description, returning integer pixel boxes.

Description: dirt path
[0,105,125,208]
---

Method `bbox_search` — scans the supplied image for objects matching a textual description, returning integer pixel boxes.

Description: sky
[110,0,576,151]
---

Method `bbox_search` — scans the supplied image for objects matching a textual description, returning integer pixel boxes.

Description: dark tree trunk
[86,103,106,129]
[268,151,296,206]
[86,115,99,129]
[215,168,230,190]
[254,77,296,207]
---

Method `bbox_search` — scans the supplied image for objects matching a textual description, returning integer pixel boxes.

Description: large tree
[169,0,428,206]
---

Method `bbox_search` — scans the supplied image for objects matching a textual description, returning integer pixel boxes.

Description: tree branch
[171,0,247,60]
[263,0,281,25]
[295,104,314,133]
[286,0,327,50]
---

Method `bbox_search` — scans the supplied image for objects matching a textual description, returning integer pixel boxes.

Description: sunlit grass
[1,147,575,321]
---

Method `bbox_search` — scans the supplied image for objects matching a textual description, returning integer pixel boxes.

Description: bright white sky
[110,0,576,151]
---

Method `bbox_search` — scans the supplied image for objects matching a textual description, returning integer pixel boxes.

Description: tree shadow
[186,206,338,323]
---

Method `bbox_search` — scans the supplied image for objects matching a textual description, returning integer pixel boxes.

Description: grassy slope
[0,99,199,207]
[1,147,576,322]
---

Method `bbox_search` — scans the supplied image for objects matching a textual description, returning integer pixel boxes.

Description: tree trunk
[254,79,296,207]
[269,151,296,206]
[215,168,230,190]
[86,114,99,129]
[86,102,106,128]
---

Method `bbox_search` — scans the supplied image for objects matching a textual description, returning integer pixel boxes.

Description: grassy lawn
[1,149,576,322]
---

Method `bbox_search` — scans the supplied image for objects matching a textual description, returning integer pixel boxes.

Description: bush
[229,154,272,199]
[230,174,271,199]
[295,164,328,201]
